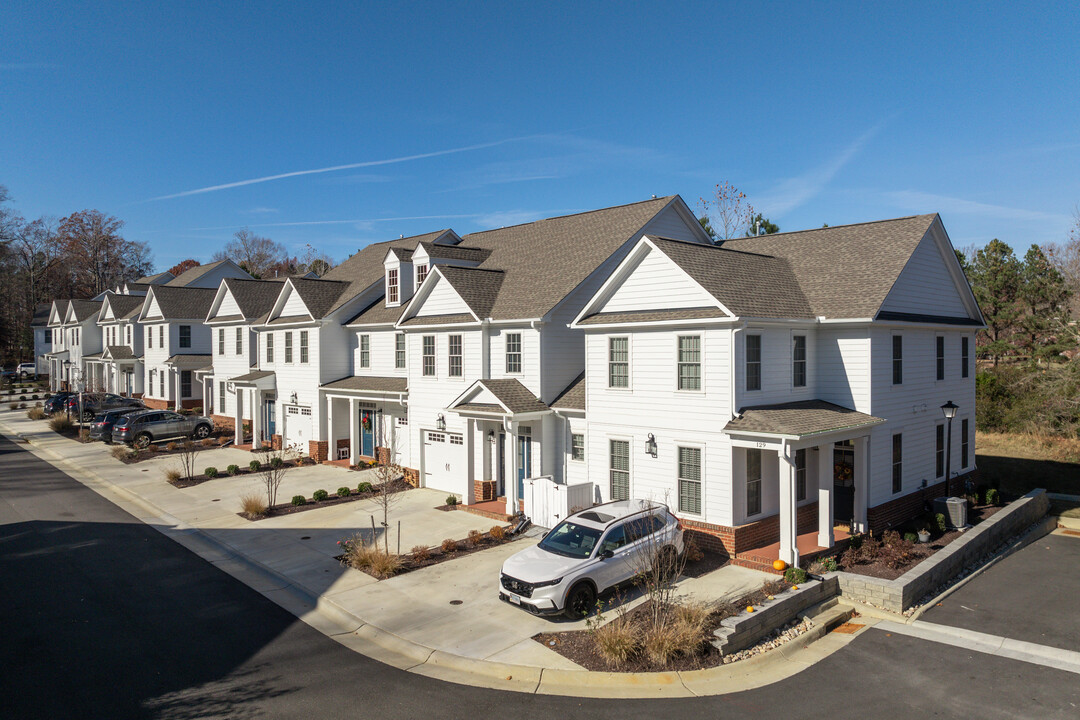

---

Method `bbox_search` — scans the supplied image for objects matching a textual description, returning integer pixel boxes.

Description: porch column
[202,377,211,415]
[817,444,834,547]
[251,389,262,449]
[174,370,181,411]
[778,446,799,568]
[504,421,518,516]
[853,435,869,533]
[349,398,359,466]
[234,387,244,445]
[326,397,335,462]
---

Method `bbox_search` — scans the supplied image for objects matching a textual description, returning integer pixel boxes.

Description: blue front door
[361,409,374,457]
[265,399,275,439]
[517,432,531,499]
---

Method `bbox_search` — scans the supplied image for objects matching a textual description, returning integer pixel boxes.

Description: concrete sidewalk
[1,408,858,697]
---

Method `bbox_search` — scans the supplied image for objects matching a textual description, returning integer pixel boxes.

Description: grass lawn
[976,431,1080,498]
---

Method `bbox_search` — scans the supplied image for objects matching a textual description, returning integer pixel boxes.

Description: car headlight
[532,577,563,589]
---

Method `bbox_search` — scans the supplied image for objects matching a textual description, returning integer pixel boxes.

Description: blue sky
[2,1,1078,270]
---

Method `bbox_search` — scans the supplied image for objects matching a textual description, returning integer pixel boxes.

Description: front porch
[734,527,852,573]
[322,375,407,467]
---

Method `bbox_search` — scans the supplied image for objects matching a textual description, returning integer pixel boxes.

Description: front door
[516,430,532,500]
[265,399,276,440]
[834,440,855,526]
[360,409,374,457]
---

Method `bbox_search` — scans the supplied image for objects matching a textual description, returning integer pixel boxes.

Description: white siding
[216,290,243,317]
[735,326,818,408]
[638,204,709,244]
[816,329,871,412]
[599,247,717,313]
[414,274,471,317]
[280,288,311,317]
[880,233,970,318]
[352,328,407,377]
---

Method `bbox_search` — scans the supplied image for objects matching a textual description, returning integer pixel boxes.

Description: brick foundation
[140,397,201,410]
[308,440,328,462]
[402,467,419,487]
[271,434,282,450]
[681,502,821,559]
[473,480,497,502]
[375,446,390,466]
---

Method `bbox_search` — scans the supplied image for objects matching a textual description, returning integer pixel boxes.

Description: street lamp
[940,401,958,491]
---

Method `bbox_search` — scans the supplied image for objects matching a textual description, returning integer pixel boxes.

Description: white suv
[16,363,35,378]
[500,499,684,618]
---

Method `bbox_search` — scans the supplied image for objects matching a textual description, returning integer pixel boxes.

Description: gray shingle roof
[105,346,137,360]
[722,215,938,319]
[165,260,245,287]
[230,369,275,382]
[724,400,885,437]
[345,297,402,326]
[436,266,505,319]
[70,299,103,322]
[551,372,586,410]
[286,277,351,319]
[164,354,213,366]
[136,271,174,284]
[48,300,71,326]
[102,293,144,322]
[219,278,284,321]
[469,378,550,415]
[418,241,491,263]
[399,313,476,327]
[144,286,217,320]
[321,376,408,393]
[31,303,51,327]
[578,307,729,325]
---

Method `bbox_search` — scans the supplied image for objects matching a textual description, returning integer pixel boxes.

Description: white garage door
[423,430,465,495]
[284,405,312,454]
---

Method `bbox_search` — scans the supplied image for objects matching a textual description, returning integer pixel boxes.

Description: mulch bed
[534,577,792,672]
[240,478,414,520]
[167,458,310,489]
[836,503,1003,580]
[334,523,519,579]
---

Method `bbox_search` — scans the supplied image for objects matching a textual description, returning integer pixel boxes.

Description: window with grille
[148,328,153,349]
[219,381,226,411]
[284,332,293,363]
[177,325,190,349]
[448,334,462,377]
[571,433,585,461]
[395,333,406,369]
[893,335,903,384]
[678,446,701,514]
[158,326,163,348]
[300,331,309,364]
[610,440,629,501]
[961,336,969,378]
[300,407,312,416]
[416,264,428,287]
[892,434,903,493]
[266,333,274,363]
[936,336,945,380]
[218,328,224,355]
[746,448,762,516]
[793,335,807,387]
[235,327,243,355]
[505,333,522,373]
[608,337,628,388]
[397,416,408,426]
[387,268,399,304]
[126,325,131,344]
[961,418,969,468]
[159,371,165,397]
[796,448,807,501]
[360,335,370,368]
[180,370,191,398]
[449,434,463,445]
[422,335,435,376]
[677,336,700,390]
[746,335,761,391]
[428,432,445,443]
[936,424,945,478]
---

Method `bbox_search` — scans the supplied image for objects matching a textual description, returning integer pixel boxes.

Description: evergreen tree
[970,239,1022,365]
[744,213,779,236]
[1018,244,1071,361]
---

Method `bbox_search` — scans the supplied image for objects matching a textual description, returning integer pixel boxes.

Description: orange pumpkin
[773,559,787,572]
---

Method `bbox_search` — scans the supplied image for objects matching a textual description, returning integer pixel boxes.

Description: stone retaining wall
[836,489,1049,612]
[711,575,839,655]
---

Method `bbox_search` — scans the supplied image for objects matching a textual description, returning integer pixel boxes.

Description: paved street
[2,432,1079,719]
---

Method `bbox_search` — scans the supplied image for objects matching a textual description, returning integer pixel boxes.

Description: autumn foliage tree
[699,182,755,241]
[167,258,200,277]
[57,210,153,297]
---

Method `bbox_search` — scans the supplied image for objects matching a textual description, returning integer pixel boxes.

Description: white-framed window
[219,381,226,411]
[360,334,370,368]
[180,370,192,398]
[505,332,522,373]
[892,433,903,493]
[235,327,243,355]
[416,264,428,287]
[449,434,464,445]
[217,328,224,355]
[149,369,156,395]
[422,335,435,376]
[448,334,462,377]
[936,335,945,381]
[571,433,585,462]
[266,333,274,363]
[387,268,399,304]
[395,333,406,369]
[126,325,131,344]
[427,431,445,443]
[795,448,807,501]
[284,332,293,363]
[892,334,903,385]
[961,336,970,378]
[746,334,761,391]
[678,446,702,514]
[610,439,629,501]
[793,335,807,388]
[608,337,629,388]
[397,416,408,426]
[936,424,945,478]
[148,328,153,349]
[300,331,309,364]
[677,335,701,391]
[746,448,762,516]
[178,325,191,348]
[158,326,163,348]
[159,371,165,397]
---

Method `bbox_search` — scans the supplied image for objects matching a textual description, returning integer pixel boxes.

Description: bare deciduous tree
[370,430,405,554]
[175,439,202,481]
[259,450,288,509]
[212,228,287,278]
[699,182,755,241]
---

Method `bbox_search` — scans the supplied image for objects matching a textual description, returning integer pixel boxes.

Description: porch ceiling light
[940,400,958,419]
[644,433,657,458]
[437,413,446,431]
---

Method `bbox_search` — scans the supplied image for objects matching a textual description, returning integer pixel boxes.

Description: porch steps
[461,497,515,523]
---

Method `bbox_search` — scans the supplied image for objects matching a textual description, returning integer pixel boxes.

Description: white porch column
[251,389,262,449]
[504,421,518,516]
[173,370,181,411]
[202,377,211,415]
[854,435,869,533]
[817,444,834,547]
[326,396,335,463]
[349,399,359,466]
[234,387,244,445]
[778,445,799,568]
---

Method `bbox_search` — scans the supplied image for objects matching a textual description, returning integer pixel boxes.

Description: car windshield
[537,520,603,559]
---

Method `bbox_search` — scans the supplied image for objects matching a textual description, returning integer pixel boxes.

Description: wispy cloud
[883,190,1072,224]
[319,172,396,185]
[146,135,546,201]
[755,124,882,215]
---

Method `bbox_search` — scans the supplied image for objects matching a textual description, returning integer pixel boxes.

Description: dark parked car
[63,393,144,422]
[88,408,146,443]
[112,410,214,448]
[43,391,76,415]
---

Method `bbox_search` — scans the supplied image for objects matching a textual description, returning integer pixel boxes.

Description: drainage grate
[449,600,463,605]
[832,622,864,635]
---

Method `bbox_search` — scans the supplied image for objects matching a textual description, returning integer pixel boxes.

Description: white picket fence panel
[523,475,594,530]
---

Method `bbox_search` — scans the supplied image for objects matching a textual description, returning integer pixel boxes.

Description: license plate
[508,594,521,605]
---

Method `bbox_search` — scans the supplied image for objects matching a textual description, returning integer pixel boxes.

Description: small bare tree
[369,429,405,554]
[174,439,201,481]
[699,181,755,241]
[259,450,288,510]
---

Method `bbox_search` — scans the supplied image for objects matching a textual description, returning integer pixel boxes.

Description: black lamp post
[941,401,958,491]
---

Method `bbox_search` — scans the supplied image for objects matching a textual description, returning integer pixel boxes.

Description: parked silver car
[112,410,214,448]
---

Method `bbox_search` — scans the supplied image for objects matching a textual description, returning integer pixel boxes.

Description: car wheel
[134,433,152,449]
[563,582,596,619]
[193,424,211,439]
[655,545,678,581]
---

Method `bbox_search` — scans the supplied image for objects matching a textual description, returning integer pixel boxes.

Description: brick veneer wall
[474,480,497,502]
[334,438,350,460]
[271,434,282,450]
[140,397,201,411]
[308,440,328,462]
[867,470,979,532]
[682,502,822,558]
[402,467,419,487]
[375,447,390,465]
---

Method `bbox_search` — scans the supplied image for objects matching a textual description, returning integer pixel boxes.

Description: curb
[0,416,860,698]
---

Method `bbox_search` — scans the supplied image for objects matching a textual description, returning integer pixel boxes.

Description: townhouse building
[137,285,218,410]
[89,292,146,396]
[30,304,51,376]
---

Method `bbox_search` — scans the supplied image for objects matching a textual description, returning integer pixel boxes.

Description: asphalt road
[2,432,1078,719]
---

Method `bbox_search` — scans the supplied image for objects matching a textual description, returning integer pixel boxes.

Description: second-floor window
[300,331,309,363]
[793,335,807,387]
[961,336,969,378]
[892,433,903,493]
[179,325,191,348]
[677,335,701,390]
[746,334,761,391]
[892,335,903,384]
[158,326,164,348]
[387,268,399,304]
[448,334,462,377]
[416,264,428,287]
[608,337,628,388]
[218,328,224,355]
[266,333,274,363]
[126,326,131,344]
[236,328,243,355]
[505,332,522,373]
[422,335,435,376]
[360,335,370,368]
[395,333,406,369]
[936,336,945,381]
[147,329,152,349]
[284,332,293,363]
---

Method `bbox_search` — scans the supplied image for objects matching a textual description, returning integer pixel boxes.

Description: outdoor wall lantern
[290,391,298,404]
[487,430,496,443]
[437,413,447,431]
[644,433,657,458]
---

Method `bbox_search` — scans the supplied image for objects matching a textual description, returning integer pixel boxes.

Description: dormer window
[387,268,399,304]
[416,264,428,288]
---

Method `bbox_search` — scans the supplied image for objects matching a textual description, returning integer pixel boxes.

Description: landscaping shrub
[165,468,182,483]
[165,442,177,452]
[935,512,948,533]
[226,464,241,476]
[467,529,482,546]
[204,466,219,478]
[78,428,90,442]
[203,437,217,447]
[240,492,268,517]
[808,555,839,574]
[35,401,42,407]
[411,545,431,562]
[9,402,19,410]
[270,456,284,469]
[986,488,1000,505]
[368,551,403,579]
[784,567,808,584]
[216,437,228,446]
[26,407,45,420]
[489,525,506,541]
[313,489,329,502]
[683,536,705,563]
[18,402,27,409]
[903,531,918,544]
[357,481,374,493]
[337,486,351,498]
[291,495,306,506]
[32,394,39,400]
[147,444,159,453]
[592,612,639,668]
[338,534,402,579]
[445,494,458,506]
[19,395,26,401]
[110,445,130,460]
[848,533,864,550]
[249,459,262,472]
[441,538,458,553]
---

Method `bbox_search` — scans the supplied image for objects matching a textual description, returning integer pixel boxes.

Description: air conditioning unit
[932,496,968,529]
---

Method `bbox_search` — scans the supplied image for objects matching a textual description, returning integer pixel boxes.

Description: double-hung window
[677,335,701,391]
[961,336,970,378]
[180,370,192,398]
[571,433,584,462]
[893,335,903,384]
[159,371,165,397]
[265,333,274,363]
[422,335,435,376]
[158,326,164,348]
[936,336,945,381]
[609,440,630,501]
[179,325,191,349]
[678,446,702,514]
[218,328,224,355]
[608,337,628,388]
[359,335,370,369]
[936,424,945,478]
[235,328,243,355]
[746,335,761,391]
[793,335,807,387]
[416,264,428,287]
[961,418,970,468]
[892,434,903,493]
[300,331,309,363]
[795,448,807,501]
[505,333,522,373]
[746,449,762,516]
[147,328,153,349]
[395,333,406,369]
[448,334,462,377]
[284,332,293,363]
[219,381,226,411]
[387,269,399,304]
[126,326,131,344]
